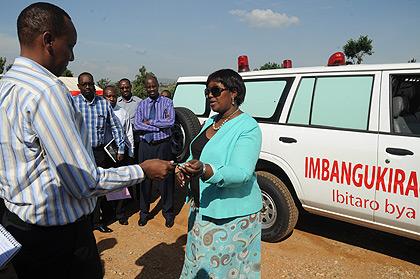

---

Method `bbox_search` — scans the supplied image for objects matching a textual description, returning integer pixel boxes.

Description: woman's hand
[175,165,187,187]
[182,159,203,177]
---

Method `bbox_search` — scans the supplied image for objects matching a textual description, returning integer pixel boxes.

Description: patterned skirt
[180,207,261,279]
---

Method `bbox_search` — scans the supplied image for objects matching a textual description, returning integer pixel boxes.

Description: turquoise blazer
[188,113,262,219]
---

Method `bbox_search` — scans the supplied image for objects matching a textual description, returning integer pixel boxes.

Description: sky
[0,0,419,82]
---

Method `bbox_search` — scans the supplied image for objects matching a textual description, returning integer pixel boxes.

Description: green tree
[61,67,73,77]
[96,78,111,89]
[259,62,282,70]
[0,57,6,74]
[343,35,374,64]
[132,65,155,99]
[160,82,177,95]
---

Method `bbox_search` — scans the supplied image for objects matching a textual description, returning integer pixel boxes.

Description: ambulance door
[277,72,381,221]
[376,70,420,234]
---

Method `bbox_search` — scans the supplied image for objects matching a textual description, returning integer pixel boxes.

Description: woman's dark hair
[17,2,71,46]
[206,69,246,106]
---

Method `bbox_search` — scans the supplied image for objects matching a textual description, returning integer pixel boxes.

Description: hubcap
[260,190,277,229]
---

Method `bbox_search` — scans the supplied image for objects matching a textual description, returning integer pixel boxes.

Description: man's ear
[42,32,54,52]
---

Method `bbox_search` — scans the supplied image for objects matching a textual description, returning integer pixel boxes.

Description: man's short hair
[104,85,117,92]
[17,2,71,46]
[118,78,131,86]
[144,74,158,86]
[77,72,94,84]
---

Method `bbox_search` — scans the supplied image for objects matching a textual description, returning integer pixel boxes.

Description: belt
[142,137,170,145]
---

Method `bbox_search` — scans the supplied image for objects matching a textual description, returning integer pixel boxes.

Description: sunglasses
[204,87,229,97]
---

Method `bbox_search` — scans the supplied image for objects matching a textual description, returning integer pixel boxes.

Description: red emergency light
[328,52,346,66]
[238,55,250,72]
[282,59,292,68]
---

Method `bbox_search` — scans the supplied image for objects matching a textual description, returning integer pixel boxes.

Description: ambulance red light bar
[238,55,250,72]
[282,59,292,68]
[328,52,346,66]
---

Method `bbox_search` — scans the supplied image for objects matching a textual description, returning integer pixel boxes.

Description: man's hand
[117,154,124,162]
[140,159,175,180]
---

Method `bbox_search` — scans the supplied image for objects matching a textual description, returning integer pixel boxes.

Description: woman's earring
[231,97,235,105]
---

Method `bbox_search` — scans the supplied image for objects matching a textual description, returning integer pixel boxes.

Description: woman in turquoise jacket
[177,69,262,279]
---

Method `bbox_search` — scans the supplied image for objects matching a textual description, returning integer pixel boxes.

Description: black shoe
[138,217,148,227]
[165,217,174,228]
[95,225,113,233]
[118,217,128,225]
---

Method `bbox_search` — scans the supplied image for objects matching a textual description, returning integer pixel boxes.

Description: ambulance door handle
[386,147,414,156]
[279,137,297,143]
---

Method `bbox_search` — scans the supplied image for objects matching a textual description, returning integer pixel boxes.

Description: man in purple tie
[134,75,176,228]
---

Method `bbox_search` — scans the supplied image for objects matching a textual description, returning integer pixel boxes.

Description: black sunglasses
[204,87,229,97]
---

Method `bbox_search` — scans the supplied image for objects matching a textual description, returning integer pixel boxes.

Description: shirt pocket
[96,114,106,133]
[96,114,106,141]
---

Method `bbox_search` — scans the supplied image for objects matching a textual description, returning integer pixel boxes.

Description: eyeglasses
[204,87,229,97]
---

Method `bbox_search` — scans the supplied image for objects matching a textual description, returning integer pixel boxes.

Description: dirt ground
[2,194,420,279]
[94,197,420,279]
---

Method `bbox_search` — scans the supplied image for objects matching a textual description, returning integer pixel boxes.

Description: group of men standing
[74,72,176,233]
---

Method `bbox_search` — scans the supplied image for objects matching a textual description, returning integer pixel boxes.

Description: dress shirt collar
[80,94,98,105]
[14,56,58,81]
[119,95,135,103]
[147,95,161,103]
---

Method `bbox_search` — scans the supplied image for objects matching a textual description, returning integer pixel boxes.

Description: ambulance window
[242,80,287,118]
[173,83,207,115]
[288,78,315,125]
[311,76,373,130]
[391,75,420,135]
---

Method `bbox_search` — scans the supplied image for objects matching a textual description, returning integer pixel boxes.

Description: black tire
[172,107,201,162]
[257,171,298,242]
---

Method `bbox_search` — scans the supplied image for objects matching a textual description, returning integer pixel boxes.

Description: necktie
[145,101,156,142]
[149,100,156,120]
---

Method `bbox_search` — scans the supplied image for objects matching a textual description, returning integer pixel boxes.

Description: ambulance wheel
[172,107,201,162]
[257,171,298,242]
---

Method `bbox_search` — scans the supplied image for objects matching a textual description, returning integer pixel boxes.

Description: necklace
[212,108,240,130]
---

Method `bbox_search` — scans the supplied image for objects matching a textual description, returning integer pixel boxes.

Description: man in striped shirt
[135,74,176,228]
[0,3,173,279]
[74,72,125,233]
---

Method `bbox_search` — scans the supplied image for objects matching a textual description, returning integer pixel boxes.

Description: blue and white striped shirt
[0,57,144,226]
[73,94,125,154]
[134,96,175,142]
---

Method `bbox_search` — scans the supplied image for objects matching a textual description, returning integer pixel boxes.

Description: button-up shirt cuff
[128,164,145,182]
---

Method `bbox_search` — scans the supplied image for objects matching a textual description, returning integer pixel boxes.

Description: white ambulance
[173,53,420,242]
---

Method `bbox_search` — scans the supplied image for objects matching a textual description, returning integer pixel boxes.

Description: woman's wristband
[200,163,207,178]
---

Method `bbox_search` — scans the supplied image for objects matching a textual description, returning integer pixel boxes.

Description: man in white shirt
[105,85,135,158]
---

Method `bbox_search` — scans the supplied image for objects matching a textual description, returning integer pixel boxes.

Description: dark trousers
[92,147,115,227]
[138,139,174,220]
[3,208,102,279]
